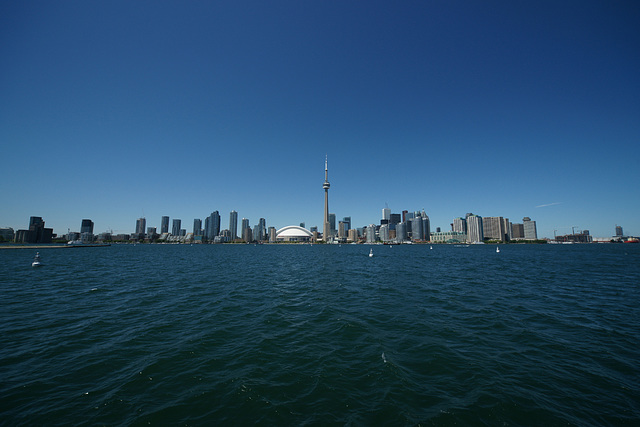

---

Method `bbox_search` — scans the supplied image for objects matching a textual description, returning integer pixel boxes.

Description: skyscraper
[135,218,146,236]
[322,156,331,241]
[467,215,484,243]
[615,225,623,237]
[382,207,391,221]
[229,210,238,239]
[193,218,202,236]
[523,217,537,240]
[172,219,181,236]
[453,217,467,233]
[241,218,250,239]
[205,211,221,240]
[161,216,169,234]
[81,219,94,234]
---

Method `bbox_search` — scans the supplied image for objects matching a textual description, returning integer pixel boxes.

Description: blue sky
[2,1,639,238]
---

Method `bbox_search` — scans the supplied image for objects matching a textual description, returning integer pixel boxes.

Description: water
[1,244,639,425]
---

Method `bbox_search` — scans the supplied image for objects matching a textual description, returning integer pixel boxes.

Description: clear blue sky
[2,1,639,238]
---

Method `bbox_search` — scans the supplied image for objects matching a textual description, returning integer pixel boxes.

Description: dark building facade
[15,216,53,243]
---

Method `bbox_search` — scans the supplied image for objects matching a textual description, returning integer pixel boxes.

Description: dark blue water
[1,244,638,425]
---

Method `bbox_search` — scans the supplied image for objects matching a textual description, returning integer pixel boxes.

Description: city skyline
[1,2,639,238]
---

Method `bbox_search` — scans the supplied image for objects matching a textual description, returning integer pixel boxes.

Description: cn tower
[323,155,330,241]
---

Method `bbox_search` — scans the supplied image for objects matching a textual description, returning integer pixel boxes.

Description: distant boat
[496,246,500,253]
[369,248,373,257]
[32,252,42,267]
[430,246,433,250]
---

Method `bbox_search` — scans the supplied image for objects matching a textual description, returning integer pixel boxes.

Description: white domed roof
[276,225,313,238]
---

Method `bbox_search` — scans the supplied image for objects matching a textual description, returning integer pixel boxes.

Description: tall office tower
[467,215,484,243]
[379,224,390,242]
[229,210,238,239]
[81,219,94,234]
[322,156,331,241]
[422,216,431,241]
[258,218,266,241]
[348,228,358,243]
[204,217,211,239]
[241,218,250,238]
[402,210,408,223]
[523,217,538,240]
[512,223,525,238]
[389,214,401,226]
[483,217,506,241]
[411,217,423,241]
[269,227,276,243]
[342,217,351,231]
[161,216,170,234]
[615,225,623,237]
[193,218,202,236]
[502,218,511,242]
[338,221,347,239]
[172,219,181,236]
[329,213,336,236]
[382,207,391,221]
[366,224,377,243]
[243,226,252,243]
[208,211,221,240]
[453,217,467,233]
[396,222,406,242]
[136,218,146,235]
[300,222,305,228]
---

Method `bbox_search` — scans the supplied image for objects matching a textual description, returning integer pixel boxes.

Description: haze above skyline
[2,1,639,238]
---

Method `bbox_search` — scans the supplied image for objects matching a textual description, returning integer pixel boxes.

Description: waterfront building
[348,228,358,243]
[523,217,537,240]
[268,227,276,243]
[342,217,351,231]
[483,216,507,241]
[395,222,406,243]
[81,219,94,234]
[453,217,467,233]
[147,227,157,239]
[229,211,238,239]
[15,216,53,244]
[329,213,336,237]
[276,225,313,242]
[615,225,623,238]
[366,224,377,243]
[0,227,15,242]
[512,223,525,239]
[430,231,467,243]
[205,211,221,241]
[322,156,331,241]
[421,212,431,241]
[135,218,146,236]
[241,218,250,239]
[193,218,202,236]
[466,214,484,243]
[310,226,318,233]
[161,216,170,234]
[172,219,181,236]
[243,226,253,243]
[338,221,347,239]
[81,219,94,243]
[258,218,266,241]
[411,217,423,241]
[379,224,390,242]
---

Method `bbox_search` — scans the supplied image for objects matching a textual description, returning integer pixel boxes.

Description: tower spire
[323,155,331,241]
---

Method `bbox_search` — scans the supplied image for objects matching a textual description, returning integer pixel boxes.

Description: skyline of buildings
[2,158,635,245]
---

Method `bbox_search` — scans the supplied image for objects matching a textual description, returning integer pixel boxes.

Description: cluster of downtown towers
[132,158,537,244]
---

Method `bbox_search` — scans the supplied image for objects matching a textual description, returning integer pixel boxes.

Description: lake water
[1,243,638,425]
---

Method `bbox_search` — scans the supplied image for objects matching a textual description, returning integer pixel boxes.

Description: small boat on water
[32,252,42,267]
[369,248,373,257]
[430,246,433,250]
[496,246,500,253]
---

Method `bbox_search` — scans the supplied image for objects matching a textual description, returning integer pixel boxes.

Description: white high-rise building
[382,207,391,221]
[523,217,537,240]
[467,215,484,243]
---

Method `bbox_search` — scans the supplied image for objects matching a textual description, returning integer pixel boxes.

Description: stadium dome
[276,225,314,242]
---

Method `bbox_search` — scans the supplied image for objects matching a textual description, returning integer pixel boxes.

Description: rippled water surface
[1,243,639,425]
